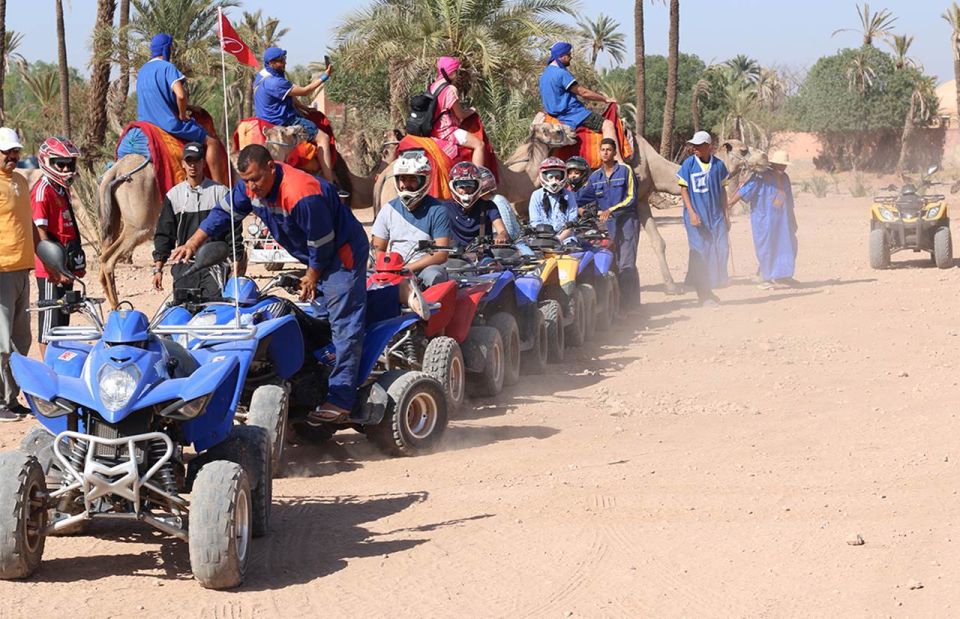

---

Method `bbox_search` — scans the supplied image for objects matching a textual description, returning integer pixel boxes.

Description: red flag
[218,11,259,69]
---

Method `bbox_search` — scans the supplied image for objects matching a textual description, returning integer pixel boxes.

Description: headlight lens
[926,206,941,219]
[98,365,140,412]
[879,208,897,222]
[247,222,261,236]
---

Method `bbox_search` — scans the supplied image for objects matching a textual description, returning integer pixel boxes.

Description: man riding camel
[136,33,227,184]
[429,56,486,168]
[538,41,619,158]
[253,47,335,182]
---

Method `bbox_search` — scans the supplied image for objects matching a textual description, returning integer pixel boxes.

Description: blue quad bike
[1,241,289,589]
[567,209,621,334]
[153,262,449,458]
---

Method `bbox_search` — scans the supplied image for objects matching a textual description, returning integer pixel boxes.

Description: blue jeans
[290,115,319,141]
[315,247,367,410]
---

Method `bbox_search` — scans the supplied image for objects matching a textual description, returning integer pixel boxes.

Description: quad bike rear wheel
[368,371,448,456]
[464,326,505,398]
[489,312,521,387]
[423,336,465,412]
[540,299,564,363]
[934,226,953,269]
[565,288,586,348]
[189,461,252,590]
[521,306,548,375]
[869,228,890,269]
[594,277,612,332]
[579,283,597,341]
[247,383,290,477]
[0,451,47,579]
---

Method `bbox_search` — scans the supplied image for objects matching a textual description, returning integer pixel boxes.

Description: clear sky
[7,1,958,83]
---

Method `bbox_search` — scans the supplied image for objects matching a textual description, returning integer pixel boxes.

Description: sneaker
[701,298,720,308]
[0,406,22,422]
[10,402,31,416]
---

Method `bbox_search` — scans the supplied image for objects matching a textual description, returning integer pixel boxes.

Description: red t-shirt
[32,177,78,278]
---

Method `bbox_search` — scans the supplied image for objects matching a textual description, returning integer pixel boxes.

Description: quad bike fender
[358,314,422,381]
[538,256,559,285]
[424,280,459,337]
[350,381,388,426]
[42,341,91,378]
[592,249,614,275]
[575,251,595,276]
[556,255,580,286]
[481,271,515,303]
[445,284,490,343]
[257,315,305,379]
[514,275,542,307]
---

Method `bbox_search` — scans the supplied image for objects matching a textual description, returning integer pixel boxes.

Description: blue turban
[263,47,287,65]
[150,33,173,61]
[548,41,572,65]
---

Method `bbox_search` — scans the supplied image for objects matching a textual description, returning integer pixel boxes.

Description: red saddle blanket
[541,104,634,168]
[395,115,498,201]
[116,108,225,197]
[233,110,338,172]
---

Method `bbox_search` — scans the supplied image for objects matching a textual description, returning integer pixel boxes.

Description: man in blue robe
[577,138,640,309]
[728,150,798,288]
[136,33,226,184]
[677,131,730,307]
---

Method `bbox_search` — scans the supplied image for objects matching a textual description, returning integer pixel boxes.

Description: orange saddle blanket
[541,103,634,168]
[233,110,339,173]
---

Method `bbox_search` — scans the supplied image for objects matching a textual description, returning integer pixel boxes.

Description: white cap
[686,130,712,146]
[0,127,24,151]
[769,150,790,166]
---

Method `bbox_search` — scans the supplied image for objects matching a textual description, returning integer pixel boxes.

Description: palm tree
[335,0,575,126]
[897,75,935,172]
[55,0,71,136]
[112,0,131,124]
[755,68,785,110]
[599,68,637,128]
[846,49,876,95]
[887,33,915,70]
[577,13,626,68]
[129,0,238,74]
[832,3,896,47]
[633,0,644,137]
[718,82,765,148]
[82,0,117,157]
[659,0,678,157]
[237,10,289,117]
[723,54,761,84]
[942,3,960,126]
[690,77,709,132]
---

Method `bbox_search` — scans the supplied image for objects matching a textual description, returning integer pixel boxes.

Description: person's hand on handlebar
[299,267,320,301]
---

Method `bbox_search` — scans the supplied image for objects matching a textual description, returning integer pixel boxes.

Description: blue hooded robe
[736,170,798,280]
[677,154,729,294]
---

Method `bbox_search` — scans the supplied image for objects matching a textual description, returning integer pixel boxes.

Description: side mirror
[175,241,230,281]
[927,165,940,177]
[35,240,73,281]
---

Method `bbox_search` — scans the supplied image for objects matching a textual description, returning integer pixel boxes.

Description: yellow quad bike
[870,165,952,269]
[523,226,589,363]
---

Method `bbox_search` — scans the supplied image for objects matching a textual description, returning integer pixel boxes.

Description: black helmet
[565,156,590,191]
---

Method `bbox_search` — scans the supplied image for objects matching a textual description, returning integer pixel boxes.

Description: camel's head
[262,124,305,161]
[381,128,404,163]
[531,123,578,148]
[718,139,751,178]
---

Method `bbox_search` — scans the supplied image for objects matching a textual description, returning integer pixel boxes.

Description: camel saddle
[535,103,634,169]
[233,109,338,173]
[116,108,226,198]
[395,114,499,201]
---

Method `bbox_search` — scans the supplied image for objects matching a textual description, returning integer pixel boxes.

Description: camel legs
[99,226,152,308]
[314,132,335,183]
[638,199,681,294]
[204,135,228,185]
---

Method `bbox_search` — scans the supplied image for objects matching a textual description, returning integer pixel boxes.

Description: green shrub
[801,175,830,197]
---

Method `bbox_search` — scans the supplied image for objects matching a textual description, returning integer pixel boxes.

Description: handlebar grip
[37,299,61,308]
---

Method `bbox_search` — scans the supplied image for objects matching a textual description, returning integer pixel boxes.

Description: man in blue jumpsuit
[676,131,730,307]
[253,47,334,181]
[576,138,640,309]
[169,144,368,423]
[136,33,226,184]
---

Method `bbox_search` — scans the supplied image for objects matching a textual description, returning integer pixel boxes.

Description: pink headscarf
[437,56,461,80]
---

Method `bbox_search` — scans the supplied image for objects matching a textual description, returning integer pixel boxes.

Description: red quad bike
[367,248,493,411]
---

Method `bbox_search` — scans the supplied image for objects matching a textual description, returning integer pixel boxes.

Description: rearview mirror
[927,165,940,176]
[175,241,229,281]
[35,240,73,281]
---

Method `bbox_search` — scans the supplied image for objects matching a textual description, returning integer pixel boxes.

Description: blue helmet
[223,277,260,306]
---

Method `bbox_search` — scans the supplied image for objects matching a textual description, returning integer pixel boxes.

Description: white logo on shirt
[691,171,710,194]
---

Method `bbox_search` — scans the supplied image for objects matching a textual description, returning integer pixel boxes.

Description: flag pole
[218,7,240,327]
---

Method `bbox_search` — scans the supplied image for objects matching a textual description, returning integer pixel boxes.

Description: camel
[259,124,378,210]
[373,122,579,216]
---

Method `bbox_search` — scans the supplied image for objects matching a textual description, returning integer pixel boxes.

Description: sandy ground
[0,192,958,618]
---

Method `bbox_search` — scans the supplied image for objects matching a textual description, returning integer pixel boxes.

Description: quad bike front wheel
[579,283,597,341]
[869,228,890,269]
[489,312,521,387]
[0,451,48,579]
[934,226,953,269]
[189,461,252,590]
[202,425,272,538]
[368,371,448,456]
[422,336,465,413]
[565,288,586,348]
[540,299,565,363]
[19,427,87,536]
[520,306,548,375]
[464,325,505,398]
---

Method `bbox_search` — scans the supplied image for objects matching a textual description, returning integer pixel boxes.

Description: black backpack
[405,81,450,137]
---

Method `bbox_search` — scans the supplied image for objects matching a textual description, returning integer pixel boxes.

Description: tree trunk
[659,0,679,158]
[82,0,116,158]
[897,93,916,173]
[634,0,645,138]
[111,0,130,124]
[953,40,960,131]
[691,85,700,133]
[0,0,6,124]
[591,45,598,68]
[55,0,71,136]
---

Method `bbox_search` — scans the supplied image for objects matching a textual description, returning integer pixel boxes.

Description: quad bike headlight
[98,364,141,412]
[925,206,942,219]
[878,208,897,222]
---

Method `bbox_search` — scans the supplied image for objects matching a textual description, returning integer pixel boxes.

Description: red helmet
[538,156,567,194]
[38,136,80,188]
[448,161,482,209]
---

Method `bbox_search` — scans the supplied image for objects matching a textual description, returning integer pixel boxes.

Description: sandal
[306,406,349,425]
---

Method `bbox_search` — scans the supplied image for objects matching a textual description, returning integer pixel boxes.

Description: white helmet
[392,150,432,210]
